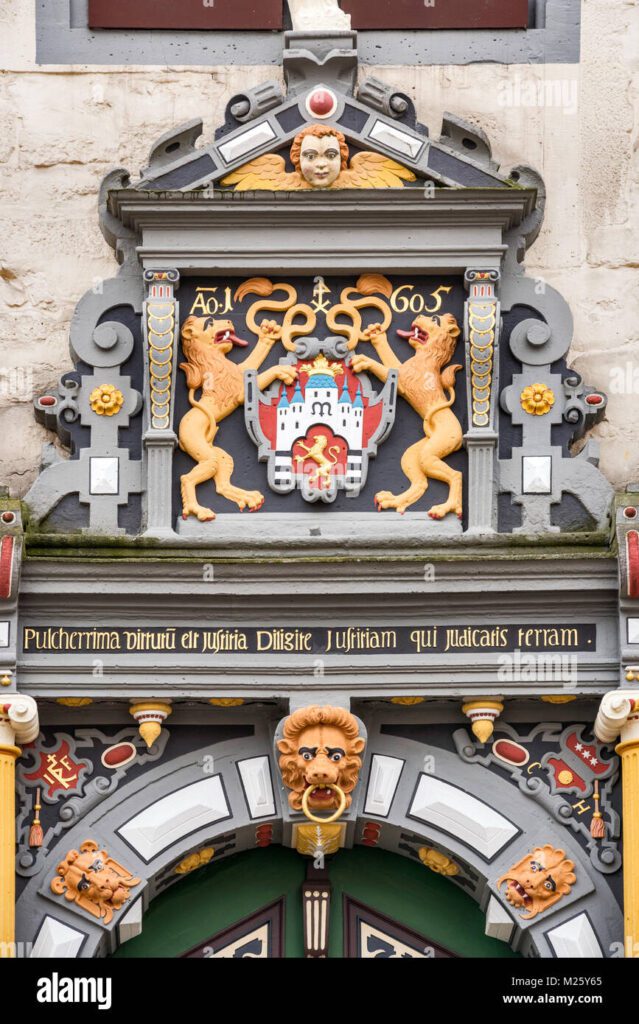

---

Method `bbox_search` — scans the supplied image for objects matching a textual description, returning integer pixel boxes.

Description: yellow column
[0,696,39,959]
[595,691,639,958]
[0,741,21,959]
[616,736,639,957]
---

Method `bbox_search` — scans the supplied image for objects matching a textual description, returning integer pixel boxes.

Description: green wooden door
[112,846,519,958]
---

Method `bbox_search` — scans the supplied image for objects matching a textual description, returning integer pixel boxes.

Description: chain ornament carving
[465,270,500,429]
[144,269,179,431]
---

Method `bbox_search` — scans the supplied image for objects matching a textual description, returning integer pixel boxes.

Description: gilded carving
[340,275,463,517]
[497,844,576,920]
[178,278,317,520]
[465,270,499,429]
[89,384,124,417]
[418,847,460,876]
[277,705,366,815]
[50,840,140,924]
[221,124,416,191]
[293,823,345,857]
[144,269,179,431]
[520,383,556,416]
[175,848,214,874]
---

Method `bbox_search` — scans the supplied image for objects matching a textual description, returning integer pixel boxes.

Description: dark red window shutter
[88,0,283,31]
[340,0,530,30]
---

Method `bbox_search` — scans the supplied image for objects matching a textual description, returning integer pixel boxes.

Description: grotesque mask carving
[51,840,140,924]
[498,844,576,920]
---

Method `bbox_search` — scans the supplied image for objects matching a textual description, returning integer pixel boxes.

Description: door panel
[112,845,519,958]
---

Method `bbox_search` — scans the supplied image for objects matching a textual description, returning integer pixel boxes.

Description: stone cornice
[107,187,537,272]
[17,551,618,698]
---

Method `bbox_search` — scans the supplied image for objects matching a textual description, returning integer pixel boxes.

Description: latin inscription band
[22,624,596,656]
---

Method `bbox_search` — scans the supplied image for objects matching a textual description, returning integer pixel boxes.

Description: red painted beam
[341,0,530,30]
[88,0,283,31]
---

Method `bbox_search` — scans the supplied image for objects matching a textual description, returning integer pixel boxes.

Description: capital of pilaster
[0,695,40,748]
[594,690,639,747]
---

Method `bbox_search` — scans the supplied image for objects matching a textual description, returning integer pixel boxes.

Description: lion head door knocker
[277,706,366,824]
[51,840,141,924]
[497,844,576,920]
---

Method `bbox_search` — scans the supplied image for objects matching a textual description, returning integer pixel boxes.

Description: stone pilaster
[0,696,39,958]
[595,690,639,957]
[463,269,501,535]
[142,269,180,537]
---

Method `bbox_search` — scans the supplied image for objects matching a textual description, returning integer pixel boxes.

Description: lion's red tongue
[215,329,248,347]
[397,327,428,343]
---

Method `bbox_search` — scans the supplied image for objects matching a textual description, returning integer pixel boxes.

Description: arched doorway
[112,846,520,958]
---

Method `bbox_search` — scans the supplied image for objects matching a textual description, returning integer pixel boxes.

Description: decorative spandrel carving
[497,845,576,920]
[50,840,140,925]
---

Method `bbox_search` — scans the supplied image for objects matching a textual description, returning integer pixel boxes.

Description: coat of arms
[245,343,396,502]
[177,274,464,520]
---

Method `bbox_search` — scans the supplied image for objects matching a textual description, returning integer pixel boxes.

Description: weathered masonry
[2,31,637,960]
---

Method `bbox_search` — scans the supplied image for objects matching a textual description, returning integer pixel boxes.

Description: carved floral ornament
[175,847,214,875]
[520,383,555,416]
[89,384,124,417]
[418,847,460,877]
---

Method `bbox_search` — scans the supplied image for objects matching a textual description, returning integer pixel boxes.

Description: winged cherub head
[289,124,350,188]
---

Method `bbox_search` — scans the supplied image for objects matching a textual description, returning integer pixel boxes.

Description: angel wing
[336,151,417,189]
[221,153,308,192]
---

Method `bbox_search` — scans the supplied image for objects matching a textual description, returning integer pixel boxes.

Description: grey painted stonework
[17,553,619,700]
[15,707,621,958]
[37,0,581,66]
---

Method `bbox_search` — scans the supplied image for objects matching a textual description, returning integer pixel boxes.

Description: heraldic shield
[245,336,398,503]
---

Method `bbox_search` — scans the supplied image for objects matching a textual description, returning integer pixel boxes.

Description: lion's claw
[276,367,298,384]
[182,503,216,522]
[428,502,462,520]
[363,323,384,340]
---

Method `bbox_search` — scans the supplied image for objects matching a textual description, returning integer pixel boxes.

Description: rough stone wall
[1,0,637,497]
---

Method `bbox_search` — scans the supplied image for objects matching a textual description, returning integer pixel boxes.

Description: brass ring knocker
[301,783,347,824]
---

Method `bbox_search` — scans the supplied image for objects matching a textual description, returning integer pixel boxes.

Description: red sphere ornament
[306,88,337,119]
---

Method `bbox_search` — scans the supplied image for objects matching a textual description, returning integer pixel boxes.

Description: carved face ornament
[51,840,140,924]
[182,316,248,355]
[277,706,366,816]
[397,313,460,350]
[297,725,348,807]
[497,844,576,920]
[299,133,343,188]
